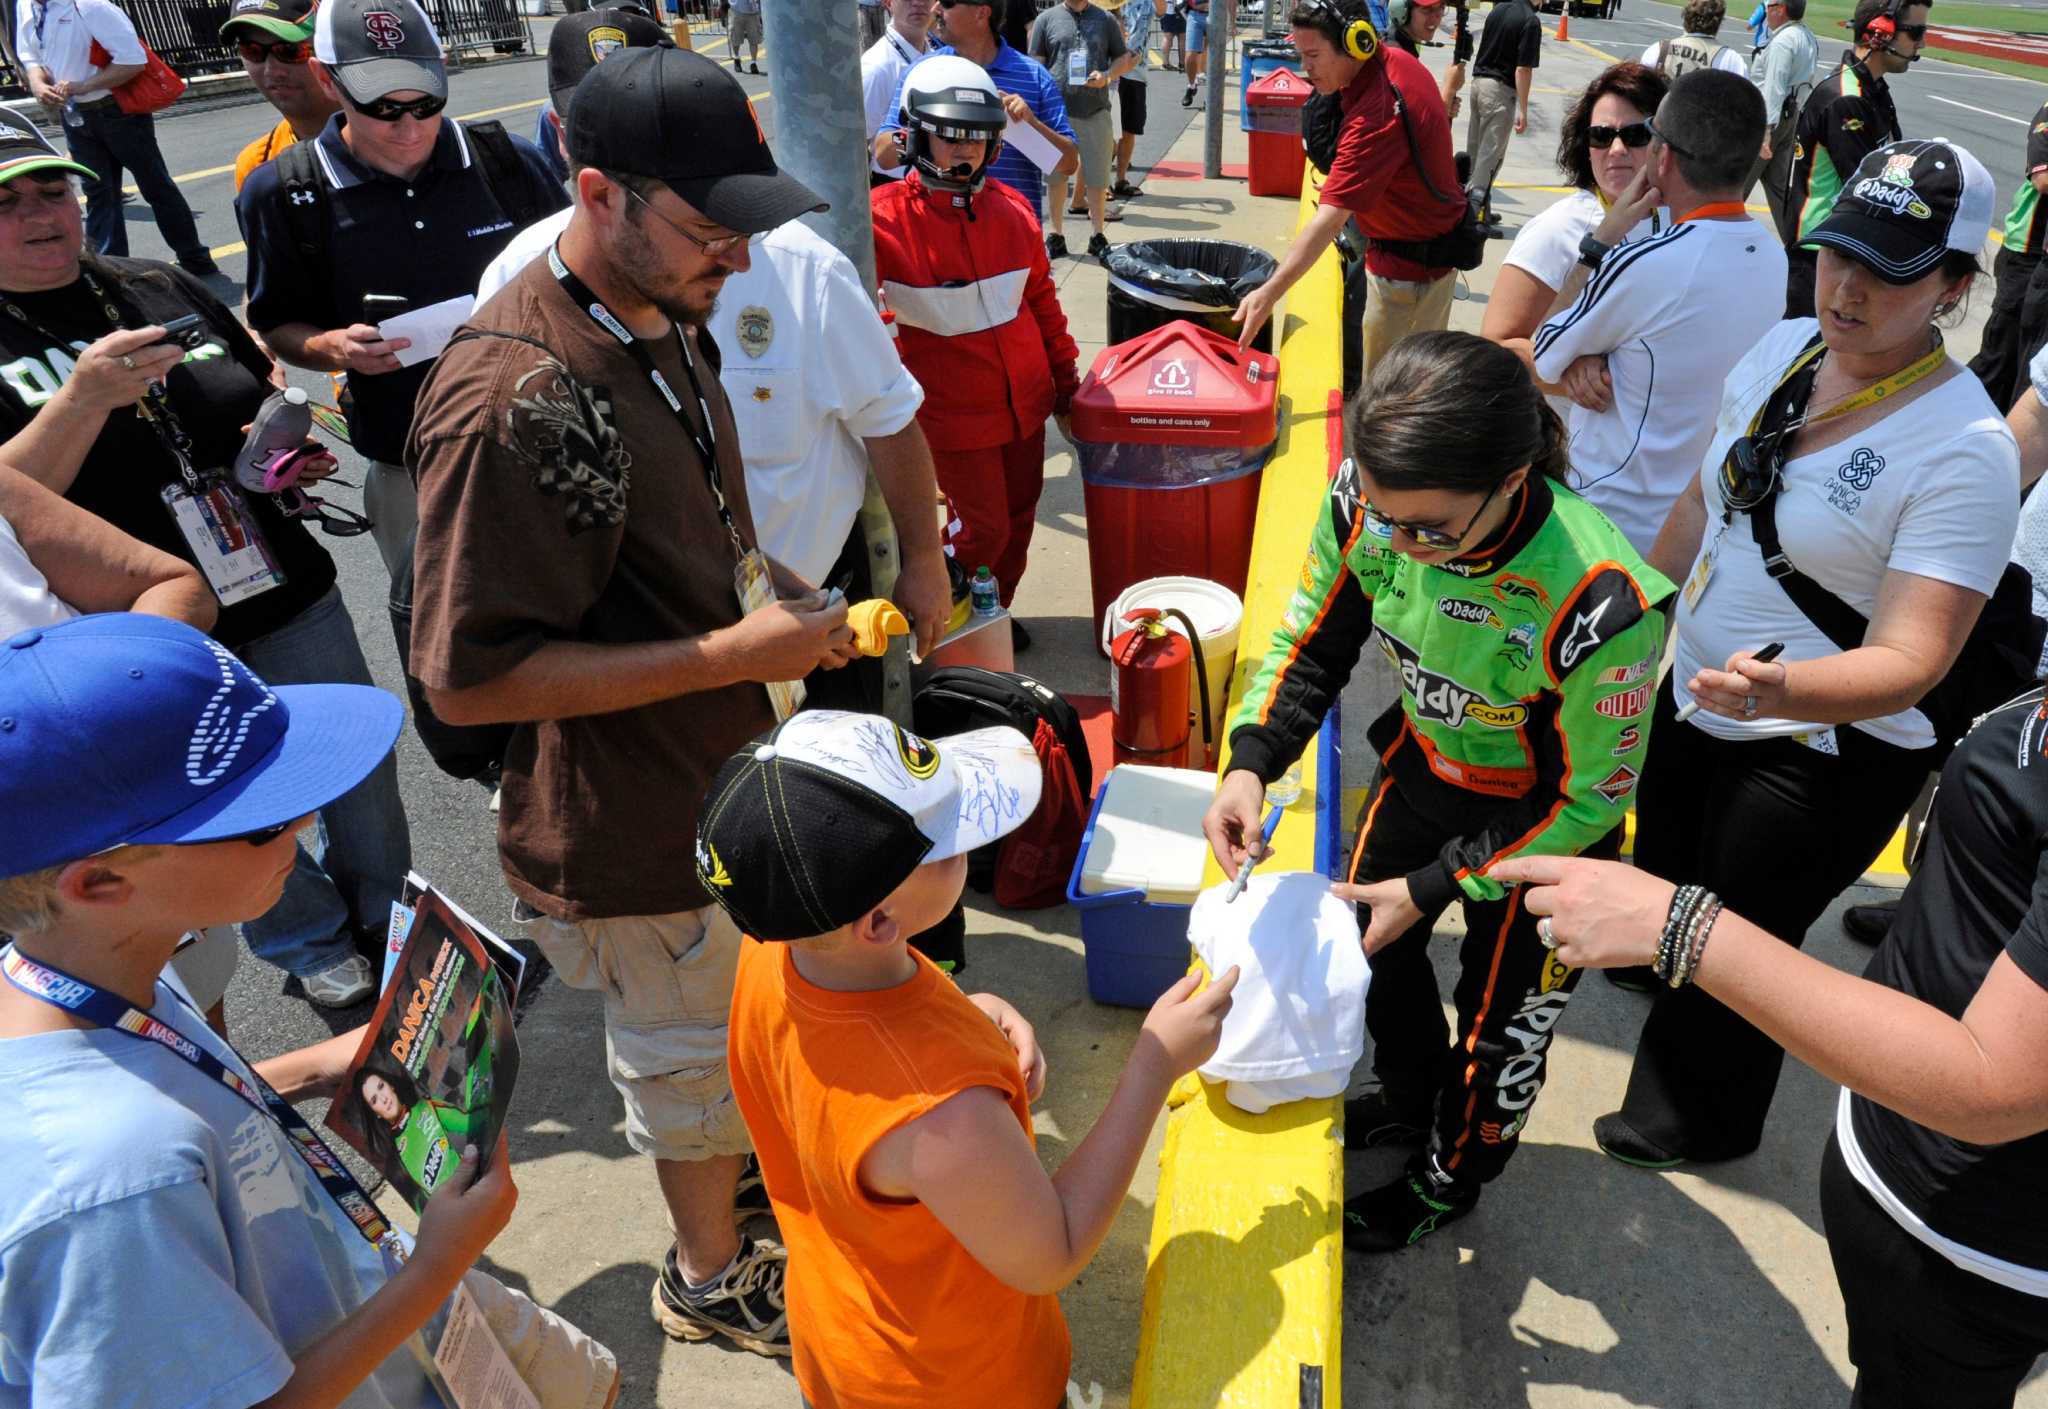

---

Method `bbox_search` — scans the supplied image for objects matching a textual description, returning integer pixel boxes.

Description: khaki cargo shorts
[519,901,751,1162]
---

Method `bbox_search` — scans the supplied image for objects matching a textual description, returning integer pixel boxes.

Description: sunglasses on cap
[236,37,312,64]
[1588,120,1653,149]
[345,91,447,122]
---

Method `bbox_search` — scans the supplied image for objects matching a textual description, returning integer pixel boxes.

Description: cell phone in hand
[154,313,207,350]
[361,294,408,323]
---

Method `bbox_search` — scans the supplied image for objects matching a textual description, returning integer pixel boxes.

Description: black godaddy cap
[0,108,94,186]
[547,6,671,122]
[695,711,1042,941]
[565,46,827,234]
[1804,137,1995,285]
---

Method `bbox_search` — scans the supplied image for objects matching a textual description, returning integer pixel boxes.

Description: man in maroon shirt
[1233,0,1465,373]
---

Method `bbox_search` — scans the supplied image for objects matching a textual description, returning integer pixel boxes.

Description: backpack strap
[463,119,545,232]
[272,139,329,265]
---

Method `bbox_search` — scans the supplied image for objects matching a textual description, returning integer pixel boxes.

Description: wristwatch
[1577,233,1613,271]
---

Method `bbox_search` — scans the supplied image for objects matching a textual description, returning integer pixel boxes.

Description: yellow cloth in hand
[847,599,911,657]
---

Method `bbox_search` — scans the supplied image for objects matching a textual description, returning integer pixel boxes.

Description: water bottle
[971,566,1000,618]
[233,386,312,494]
[1266,761,1305,808]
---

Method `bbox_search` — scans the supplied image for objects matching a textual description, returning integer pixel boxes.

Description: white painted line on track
[1928,92,2031,122]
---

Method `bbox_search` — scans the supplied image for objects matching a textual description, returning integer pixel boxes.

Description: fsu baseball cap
[0,108,95,186]
[695,710,1042,941]
[314,0,447,104]
[548,6,671,123]
[0,615,403,876]
[1804,138,1996,285]
[566,47,827,234]
[221,0,318,44]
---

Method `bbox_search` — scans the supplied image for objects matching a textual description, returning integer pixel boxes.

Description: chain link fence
[0,0,532,96]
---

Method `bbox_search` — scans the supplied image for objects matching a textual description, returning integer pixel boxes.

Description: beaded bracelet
[1655,885,1705,983]
[1677,895,1722,988]
[1676,891,1717,988]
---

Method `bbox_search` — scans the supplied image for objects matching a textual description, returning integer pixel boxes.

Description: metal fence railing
[0,0,532,97]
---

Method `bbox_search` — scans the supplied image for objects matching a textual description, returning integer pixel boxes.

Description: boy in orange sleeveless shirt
[700,710,1238,1408]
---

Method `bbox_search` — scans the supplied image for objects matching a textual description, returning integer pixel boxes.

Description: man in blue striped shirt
[876,0,1077,222]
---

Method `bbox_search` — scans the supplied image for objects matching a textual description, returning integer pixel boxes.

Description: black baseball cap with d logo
[1804,138,1995,285]
[314,0,449,104]
[0,108,95,186]
[565,47,828,235]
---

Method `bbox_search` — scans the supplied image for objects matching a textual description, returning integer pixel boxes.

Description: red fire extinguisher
[1110,607,1212,770]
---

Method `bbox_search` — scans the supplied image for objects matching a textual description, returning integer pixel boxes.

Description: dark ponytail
[1346,332,1571,494]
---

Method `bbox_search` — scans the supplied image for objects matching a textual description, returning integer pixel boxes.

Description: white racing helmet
[899,54,1006,196]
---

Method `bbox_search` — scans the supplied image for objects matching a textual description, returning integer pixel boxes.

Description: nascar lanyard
[1,947,397,1251]
[1749,332,1946,439]
[0,269,210,493]
[546,242,746,561]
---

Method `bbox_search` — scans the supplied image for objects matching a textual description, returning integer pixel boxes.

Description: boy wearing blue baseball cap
[0,614,616,1407]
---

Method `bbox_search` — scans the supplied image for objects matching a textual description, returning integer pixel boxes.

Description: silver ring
[118,354,134,370]
[1538,916,1558,949]
[1742,696,1759,718]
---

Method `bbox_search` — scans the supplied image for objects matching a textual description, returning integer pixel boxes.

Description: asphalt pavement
[1559,4,2048,200]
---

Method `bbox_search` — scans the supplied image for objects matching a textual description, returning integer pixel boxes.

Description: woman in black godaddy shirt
[0,147,408,1005]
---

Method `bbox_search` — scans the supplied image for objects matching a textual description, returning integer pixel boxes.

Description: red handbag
[86,37,186,115]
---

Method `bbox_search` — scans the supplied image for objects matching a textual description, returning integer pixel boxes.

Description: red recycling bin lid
[1070,320,1280,448]
[1246,66,1313,107]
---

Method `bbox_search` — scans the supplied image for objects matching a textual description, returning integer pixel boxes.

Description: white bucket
[1102,576,1244,769]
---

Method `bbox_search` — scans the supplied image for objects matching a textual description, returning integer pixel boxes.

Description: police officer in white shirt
[477,53,952,704]
[864,0,935,183]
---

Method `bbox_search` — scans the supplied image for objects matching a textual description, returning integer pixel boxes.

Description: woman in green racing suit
[1203,332,1675,1252]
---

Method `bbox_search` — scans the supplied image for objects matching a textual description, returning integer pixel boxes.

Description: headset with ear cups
[1305,0,1380,60]
[1864,0,1904,43]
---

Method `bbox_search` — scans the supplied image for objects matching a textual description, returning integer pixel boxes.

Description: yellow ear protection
[1307,0,1380,59]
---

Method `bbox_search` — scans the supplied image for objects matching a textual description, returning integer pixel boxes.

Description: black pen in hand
[1675,641,1785,723]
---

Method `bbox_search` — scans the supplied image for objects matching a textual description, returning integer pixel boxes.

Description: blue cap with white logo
[0,614,403,876]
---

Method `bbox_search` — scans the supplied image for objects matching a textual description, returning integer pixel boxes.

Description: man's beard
[615,219,722,328]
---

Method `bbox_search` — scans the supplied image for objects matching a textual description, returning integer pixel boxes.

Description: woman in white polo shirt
[1480,61,1669,348]
[1599,139,2020,1170]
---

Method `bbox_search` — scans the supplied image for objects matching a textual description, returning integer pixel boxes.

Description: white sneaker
[301,953,373,1007]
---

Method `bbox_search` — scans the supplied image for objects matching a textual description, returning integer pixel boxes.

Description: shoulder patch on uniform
[1545,564,1647,681]
[1331,454,1365,541]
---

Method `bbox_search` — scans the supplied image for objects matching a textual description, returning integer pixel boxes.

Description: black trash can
[1102,239,1279,355]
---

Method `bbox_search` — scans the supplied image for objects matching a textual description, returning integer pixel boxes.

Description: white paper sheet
[380,294,476,369]
[433,1280,541,1409]
[1003,114,1064,174]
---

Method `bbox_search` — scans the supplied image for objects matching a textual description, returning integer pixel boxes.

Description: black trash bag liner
[1102,239,1279,352]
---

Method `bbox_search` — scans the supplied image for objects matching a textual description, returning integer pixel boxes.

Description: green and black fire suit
[1781,54,1899,318]
[1228,467,1674,1188]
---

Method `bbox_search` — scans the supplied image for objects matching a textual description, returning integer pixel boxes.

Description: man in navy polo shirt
[875,0,1076,222]
[237,0,565,580]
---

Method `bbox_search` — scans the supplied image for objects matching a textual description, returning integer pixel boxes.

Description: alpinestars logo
[1556,598,1612,671]
[189,641,279,787]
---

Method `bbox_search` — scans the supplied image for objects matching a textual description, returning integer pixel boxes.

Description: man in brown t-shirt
[406,48,852,1358]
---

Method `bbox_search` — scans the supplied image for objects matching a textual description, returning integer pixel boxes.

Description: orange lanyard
[1677,200,1750,224]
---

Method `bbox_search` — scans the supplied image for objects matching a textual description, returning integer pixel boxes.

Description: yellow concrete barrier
[1130,173,1347,1409]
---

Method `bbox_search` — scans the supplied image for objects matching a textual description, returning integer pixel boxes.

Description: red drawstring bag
[88,38,186,116]
[992,716,1090,910]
